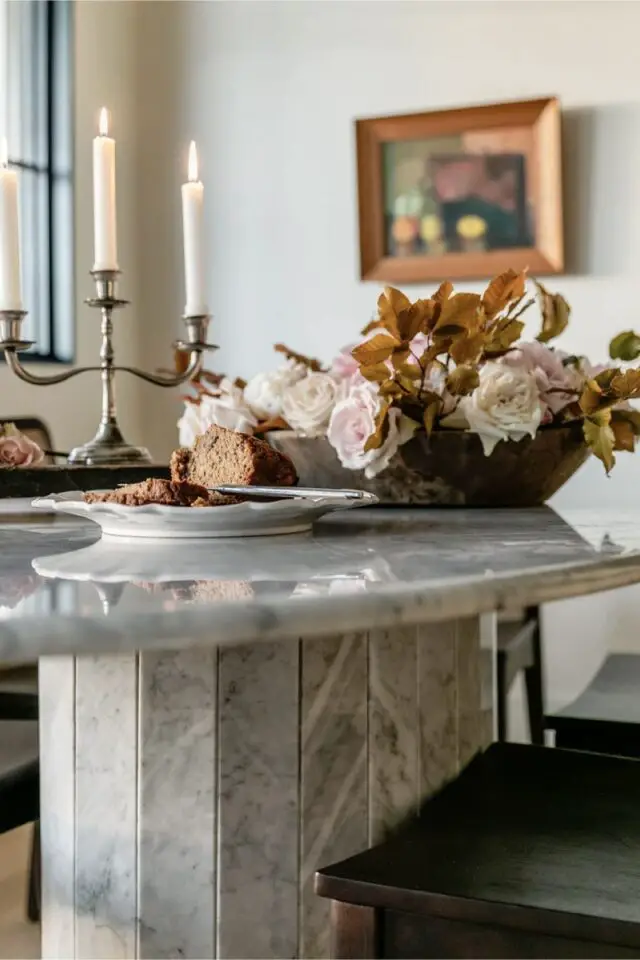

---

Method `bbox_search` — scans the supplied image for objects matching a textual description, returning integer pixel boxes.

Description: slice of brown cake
[171,424,298,489]
[84,478,242,508]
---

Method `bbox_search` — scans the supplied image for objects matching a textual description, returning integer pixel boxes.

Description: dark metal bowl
[267,423,589,507]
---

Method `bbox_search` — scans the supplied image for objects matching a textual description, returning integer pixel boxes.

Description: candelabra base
[68,422,152,467]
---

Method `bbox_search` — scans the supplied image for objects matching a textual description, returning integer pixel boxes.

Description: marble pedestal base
[39,618,494,960]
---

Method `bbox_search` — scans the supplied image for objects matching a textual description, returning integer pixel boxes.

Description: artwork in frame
[356,97,563,283]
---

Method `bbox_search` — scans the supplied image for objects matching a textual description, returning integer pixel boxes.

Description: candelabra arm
[4,350,102,386]
[114,351,204,388]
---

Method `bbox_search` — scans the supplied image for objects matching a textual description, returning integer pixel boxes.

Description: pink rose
[331,344,360,381]
[502,341,582,416]
[327,381,417,478]
[0,433,44,467]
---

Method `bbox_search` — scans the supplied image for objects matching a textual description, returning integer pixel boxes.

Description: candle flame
[188,141,198,182]
[99,107,109,137]
[0,138,7,168]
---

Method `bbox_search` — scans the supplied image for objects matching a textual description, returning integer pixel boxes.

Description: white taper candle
[181,141,207,316]
[93,107,118,271]
[0,138,22,311]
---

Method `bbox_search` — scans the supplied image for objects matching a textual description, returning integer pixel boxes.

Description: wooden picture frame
[355,97,563,283]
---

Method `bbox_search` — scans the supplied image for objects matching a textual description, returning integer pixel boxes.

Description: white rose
[327,381,418,478]
[281,371,339,436]
[244,364,306,420]
[177,377,257,445]
[453,361,542,456]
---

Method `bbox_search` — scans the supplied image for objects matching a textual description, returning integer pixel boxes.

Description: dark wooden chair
[0,672,39,922]
[545,653,640,758]
[497,605,544,744]
[317,743,640,959]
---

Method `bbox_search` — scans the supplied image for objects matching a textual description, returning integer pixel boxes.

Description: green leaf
[609,331,640,362]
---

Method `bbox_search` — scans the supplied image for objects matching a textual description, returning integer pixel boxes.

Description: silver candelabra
[0,269,217,465]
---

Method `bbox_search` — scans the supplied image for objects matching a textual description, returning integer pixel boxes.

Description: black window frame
[6,0,74,364]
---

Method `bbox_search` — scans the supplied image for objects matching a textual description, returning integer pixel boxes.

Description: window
[0,0,73,362]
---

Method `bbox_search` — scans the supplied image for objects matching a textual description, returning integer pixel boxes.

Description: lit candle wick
[99,107,109,138]
[188,141,199,183]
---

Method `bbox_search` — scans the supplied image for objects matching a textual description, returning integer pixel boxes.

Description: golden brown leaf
[583,410,615,473]
[482,270,527,319]
[450,331,486,365]
[423,401,439,436]
[376,290,402,338]
[396,374,419,395]
[446,365,480,396]
[581,369,640,416]
[399,300,436,340]
[352,333,398,366]
[434,293,482,335]
[413,299,441,336]
[364,402,390,452]
[394,360,421,379]
[383,286,412,316]
[433,280,453,305]
[255,415,290,433]
[274,343,324,372]
[579,379,604,416]
[361,317,384,336]
[534,280,570,344]
[611,369,640,400]
[612,407,640,434]
[484,318,525,354]
[610,416,636,453]
[379,379,404,400]
[360,362,391,383]
[390,347,411,368]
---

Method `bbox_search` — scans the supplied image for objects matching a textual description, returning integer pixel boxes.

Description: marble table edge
[2,550,640,661]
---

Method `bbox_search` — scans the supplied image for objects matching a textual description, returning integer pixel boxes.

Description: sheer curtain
[0,0,73,362]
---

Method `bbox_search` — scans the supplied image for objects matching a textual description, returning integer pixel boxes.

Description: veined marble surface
[0,506,639,659]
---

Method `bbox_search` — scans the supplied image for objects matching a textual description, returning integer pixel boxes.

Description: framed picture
[355,97,563,283]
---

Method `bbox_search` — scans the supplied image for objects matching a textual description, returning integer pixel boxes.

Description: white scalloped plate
[32,490,378,539]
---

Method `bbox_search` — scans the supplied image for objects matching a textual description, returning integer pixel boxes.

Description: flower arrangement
[0,423,44,468]
[179,269,640,476]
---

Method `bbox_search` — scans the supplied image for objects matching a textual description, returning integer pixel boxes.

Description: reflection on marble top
[0,506,639,659]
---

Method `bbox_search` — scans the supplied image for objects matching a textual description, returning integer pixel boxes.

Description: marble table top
[0,506,639,660]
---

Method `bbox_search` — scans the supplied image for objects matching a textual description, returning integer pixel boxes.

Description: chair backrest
[1,417,55,465]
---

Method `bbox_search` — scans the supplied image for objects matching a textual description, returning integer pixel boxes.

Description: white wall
[0,0,145,456]
[135,0,640,705]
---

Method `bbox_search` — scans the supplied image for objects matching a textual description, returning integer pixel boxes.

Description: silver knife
[211,485,368,501]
